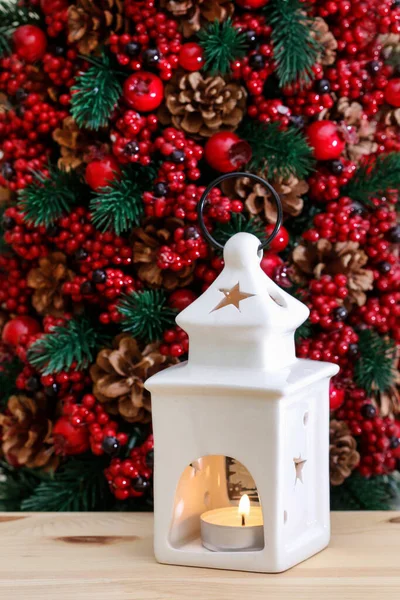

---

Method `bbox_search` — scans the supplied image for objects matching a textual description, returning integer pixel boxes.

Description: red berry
[85,155,122,192]
[384,79,400,108]
[260,251,283,279]
[13,26,47,63]
[235,0,269,8]
[53,416,90,456]
[178,43,204,72]
[204,132,252,173]
[330,386,345,411]
[265,224,289,252]
[306,120,345,161]
[2,316,41,346]
[123,71,164,112]
[169,288,197,311]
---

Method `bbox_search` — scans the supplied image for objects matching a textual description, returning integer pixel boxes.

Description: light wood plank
[0,512,399,600]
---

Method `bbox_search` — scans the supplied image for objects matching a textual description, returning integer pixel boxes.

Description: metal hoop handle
[197,172,283,252]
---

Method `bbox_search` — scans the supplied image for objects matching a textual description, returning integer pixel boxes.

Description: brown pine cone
[27,252,75,316]
[90,335,178,423]
[0,395,58,469]
[162,72,246,137]
[292,240,373,306]
[336,98,377,163]
[161,0,233,38]
[330,419,360,486]
[132,218,195,290]
[222,174,306,224]
[312,17,337,66]
[68,0,125,55]
[53,117,92,171]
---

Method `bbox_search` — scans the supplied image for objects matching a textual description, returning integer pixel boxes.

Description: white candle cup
[200,506,264,552]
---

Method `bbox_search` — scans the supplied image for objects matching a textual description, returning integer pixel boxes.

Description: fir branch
[266,0,322,88]
[0,356,22,409]
[342,153,400,205]
[71,53,122,131]
[20,456,112,511]
[18,166,84,227]
[0,461,47,511]
[90,163,157,235]
[330,472,400,511]
[0,0,40,56]
[197,19,248,75]
[239,119,315,180]
[27,317,105,375]
[354,329,396,395]
[213,213,265,250]
[118,289,177,343]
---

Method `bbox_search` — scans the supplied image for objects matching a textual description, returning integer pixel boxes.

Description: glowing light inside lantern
[238,494,250,526]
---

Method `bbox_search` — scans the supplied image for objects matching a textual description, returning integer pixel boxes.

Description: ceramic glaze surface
[145,232,339,573]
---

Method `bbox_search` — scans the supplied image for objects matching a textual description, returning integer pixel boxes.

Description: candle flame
[238,494,250,516]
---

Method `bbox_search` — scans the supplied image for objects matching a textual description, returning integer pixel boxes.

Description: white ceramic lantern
[145,229,339,573]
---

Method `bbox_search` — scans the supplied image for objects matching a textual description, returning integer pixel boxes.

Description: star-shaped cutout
[293,456,307,484]
[211,282,255,313]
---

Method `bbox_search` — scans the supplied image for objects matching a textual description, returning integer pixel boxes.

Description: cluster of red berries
[3,207,48,258]
[0,254,32,315]
[303,196,370,243]
[157,226,209,272]
[283,65,335,117]
[297,324,359,366]
[308,160,357,203]
[351,294,400,341]
[40,0,69,38]
[303,274,349,330]
[335,388,399,477]
[0,54,42,97]
[109,1,182,81]
[194,256,225,291]
[111,110,158,166]
[159,326,189,358]
[105,434,154,500]
[247,97,292,125]
[42,49,78,91]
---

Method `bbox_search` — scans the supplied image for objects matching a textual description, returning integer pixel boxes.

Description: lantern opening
[168,455,265,552]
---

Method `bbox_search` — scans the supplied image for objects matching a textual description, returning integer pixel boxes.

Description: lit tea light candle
[200,494,263,552]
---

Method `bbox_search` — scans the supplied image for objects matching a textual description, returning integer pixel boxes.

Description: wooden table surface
[0,511,399,600]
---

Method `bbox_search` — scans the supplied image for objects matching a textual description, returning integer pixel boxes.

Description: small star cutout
[293,456,307,484]
[211,282,255,313]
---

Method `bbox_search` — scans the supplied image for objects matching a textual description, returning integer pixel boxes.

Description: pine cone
[292,240,373,306]
[222,174,306,223]
[330,419,360,486]
[68,0,125,55]
[336,98,377,163]
[132,218,194,290]
[53,117,92,171]
[90,335,178,423]
[27,252,74,316]
[162,72,246,137]
[161,0,233,38]
[312,17,337,65]
[0,395,58,469]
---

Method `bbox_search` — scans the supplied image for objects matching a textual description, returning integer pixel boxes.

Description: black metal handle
[197,172,283,252]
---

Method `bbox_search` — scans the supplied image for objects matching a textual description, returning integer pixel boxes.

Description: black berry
[102,436,120,456]
[15,88,28,103]
[245,30,259,49]
[80,281,95,295]
[46,224,60,237]
[143,48,160,68]
[125,42,140,57]
[184,226,200,240]
[290,115,305,129]
[154,182,168,197]
[2,214,15,230]
[378,261,391,274]
[1,162,14,181]
[92,269,107,284]
[124,141,140,156]
[348,343,359,357]
[132,476,150,492]
[316,79,331,94]
[26,375,41,392]
[367,60,380,74]
[361,403,377,419]
[388,225,400,244]
[390,436,400,449]
[75,248,88,261]
[334,306,348,321]
[330,160,344,175]
[145,449,154,468]
[44,383,60,398]
[170,150,185,164]
[249,54,265,70]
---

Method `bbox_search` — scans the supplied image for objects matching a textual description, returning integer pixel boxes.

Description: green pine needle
[27,317,105,375]
[239,119,315,180]
[0,356,22,409]
[71,53,122,130]
[354,329,396,395]
[20,456,112,512]
[266,0,322,88]
[118,290,177,343]
[342,152,400,205]
[198,19,248,75]
[0,0,40,56]
[18,165,84,227]
[330,472,400,511]
[213,213,265,250]
[0,461,47,511]
[90,163,157,235]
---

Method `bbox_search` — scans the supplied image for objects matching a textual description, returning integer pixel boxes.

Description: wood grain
[0,512,399,600]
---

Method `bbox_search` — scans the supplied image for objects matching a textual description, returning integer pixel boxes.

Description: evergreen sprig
[0,461,47,511]
[239,119,315,179]
[90,163,157,235]
[197,19,248,75]
[0,356,22,409]
[0,0,40,56]
[118,290,177,343]
[354,329,396,395]
[342,152,400,205]
[27,317,105,375]
[266,0,322,88]
[330,472,400,511]
[213,213,265,250]
[71,53,123,130]
[18,166,84,227]
[20,456,112,511]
